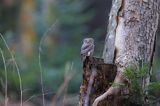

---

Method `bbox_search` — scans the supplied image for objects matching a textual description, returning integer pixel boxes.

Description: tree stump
[79,56,122,106]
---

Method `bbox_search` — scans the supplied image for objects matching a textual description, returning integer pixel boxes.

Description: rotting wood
[79,56,117,106]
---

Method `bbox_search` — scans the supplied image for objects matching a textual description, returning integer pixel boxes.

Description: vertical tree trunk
[114,0,159,72]
[102,0,160,105]
[113,0,160,94]
[79,0,160,106]
[19,0,36,57]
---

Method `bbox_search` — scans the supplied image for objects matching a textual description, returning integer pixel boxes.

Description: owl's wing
[81,44,94,56]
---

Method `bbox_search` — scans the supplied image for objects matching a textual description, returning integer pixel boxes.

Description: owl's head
[83,38,94,44]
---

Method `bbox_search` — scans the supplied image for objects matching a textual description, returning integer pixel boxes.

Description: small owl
[81,38,94,61]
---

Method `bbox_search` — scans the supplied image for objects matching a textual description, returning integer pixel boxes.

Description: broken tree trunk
[79,0,160,106]
[79,56,118,106]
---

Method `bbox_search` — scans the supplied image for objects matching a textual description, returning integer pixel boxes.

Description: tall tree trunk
[79,0,160,106]
[19,0,36,57]
[95,0,160,105]
[114,0,159,94]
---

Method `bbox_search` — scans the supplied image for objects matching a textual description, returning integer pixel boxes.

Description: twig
[38,49,45,106]
[38,20,58,106]
[0,48,8,106]
[0,33,23,106]
[24,91,55,103]
[52,62,75,106]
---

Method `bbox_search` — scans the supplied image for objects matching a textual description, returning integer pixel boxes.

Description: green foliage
[124,64,160,105]
[148,82,160,91]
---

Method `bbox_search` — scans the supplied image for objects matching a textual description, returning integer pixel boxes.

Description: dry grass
[0,20,78,106]
[0,48,8,106]
[0,33,23,106]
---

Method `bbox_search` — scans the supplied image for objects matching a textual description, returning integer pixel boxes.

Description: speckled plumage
[81,38,94,61]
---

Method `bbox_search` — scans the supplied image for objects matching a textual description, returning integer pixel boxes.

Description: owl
[81,38,94,61]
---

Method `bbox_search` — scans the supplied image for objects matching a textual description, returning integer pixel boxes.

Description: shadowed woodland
[0,0,160,106]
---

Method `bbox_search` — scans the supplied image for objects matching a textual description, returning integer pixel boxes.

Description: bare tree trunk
[114,0,160,96]
[19,0,36,57]
[79,0,160,106]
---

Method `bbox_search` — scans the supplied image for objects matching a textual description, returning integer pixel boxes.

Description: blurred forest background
[0,0,160,106]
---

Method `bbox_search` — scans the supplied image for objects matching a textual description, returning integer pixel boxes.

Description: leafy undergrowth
[124,64,160,106]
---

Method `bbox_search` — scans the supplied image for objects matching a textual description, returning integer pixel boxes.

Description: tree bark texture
[103,0,160,68]
[113,0,160,94]
[79,0,160,106]
[114,0,160,71]
[104,0,160,105]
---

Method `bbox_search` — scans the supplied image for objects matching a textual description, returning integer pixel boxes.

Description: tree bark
[113,0,160,97]
[114,0,159,71]
[79,0,160,106]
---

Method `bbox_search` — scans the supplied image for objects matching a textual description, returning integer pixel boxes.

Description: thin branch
[38,49,45,106]
[52,62,75,106]
[38,20,58,106]
[24,91,55,103]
